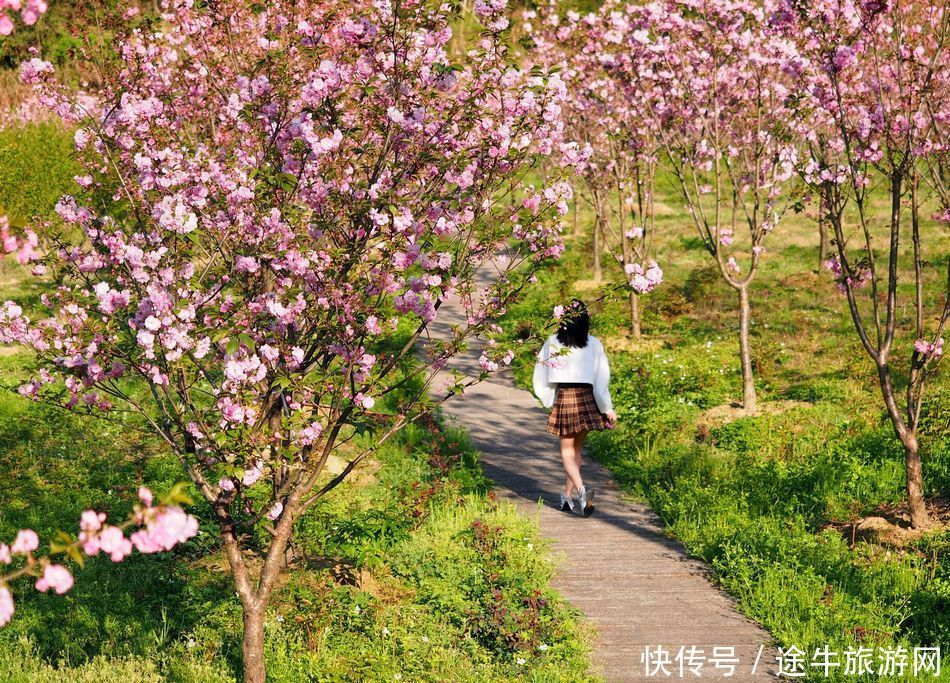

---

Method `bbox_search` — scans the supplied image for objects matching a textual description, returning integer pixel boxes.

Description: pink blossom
[298,421,323,446]
[0,587,13,627]
[915,338,944,358]
[0,544,10,564]
[19,58,53,85]
[96,525,133,561]
[130,507,199,554]
[478,353,499,373]
[354,393,375,410]
[365,316,382,335]
[79,510,105,533]
[10,529,38,554]
[235,256,260,273]
[35,564,74,594]
[553,305,565,319]
[267,502,284,521]
[242,461,263,487]
[831,45,857,73]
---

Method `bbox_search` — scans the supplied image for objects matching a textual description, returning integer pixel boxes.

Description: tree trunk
[242,602,267,683]
[593,214,602,283]
[630,291,641,339]
[903,434,929,529]
[571,179,580,237]
[818,193,828,270]
[738,286,756,413]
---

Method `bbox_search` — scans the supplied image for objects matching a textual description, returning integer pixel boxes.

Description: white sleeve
[532,338,557,409]
[592,339,613,414]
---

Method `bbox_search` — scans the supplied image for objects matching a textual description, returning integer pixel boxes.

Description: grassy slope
[501,178,950,681]
[0,123,593,681]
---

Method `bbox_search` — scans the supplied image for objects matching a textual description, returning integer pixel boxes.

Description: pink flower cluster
[0,216,39,266]
[0,0,46,36]
[624,261,663,294]
[130,506,200,554]
[35,564,73,594]
[914,338,944,359]
[2,529,39,557]
[823,256,871,293]
[0,487,198,629]
[0,587,12,627]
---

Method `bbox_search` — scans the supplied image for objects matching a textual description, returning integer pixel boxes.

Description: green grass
[501,182,950,682]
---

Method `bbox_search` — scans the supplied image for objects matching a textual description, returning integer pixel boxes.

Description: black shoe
[559,494,575,513]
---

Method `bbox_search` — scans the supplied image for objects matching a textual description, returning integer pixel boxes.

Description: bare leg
[572,431,587,487]
[560,435,584,498]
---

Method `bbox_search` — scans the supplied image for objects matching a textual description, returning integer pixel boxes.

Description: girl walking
[532,300,616,516]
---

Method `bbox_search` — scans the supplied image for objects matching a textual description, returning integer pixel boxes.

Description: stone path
[425,271,776,682]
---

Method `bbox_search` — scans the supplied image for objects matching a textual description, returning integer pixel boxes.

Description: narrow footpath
[425,275,776,682]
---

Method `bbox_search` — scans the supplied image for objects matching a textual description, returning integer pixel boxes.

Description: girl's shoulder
[588,335,604,349]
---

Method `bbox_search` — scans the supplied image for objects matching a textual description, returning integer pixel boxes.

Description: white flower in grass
[539,643,548,651]
[517,657,527,665]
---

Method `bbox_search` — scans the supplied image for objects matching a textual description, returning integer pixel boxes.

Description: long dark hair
[556,299,590,348]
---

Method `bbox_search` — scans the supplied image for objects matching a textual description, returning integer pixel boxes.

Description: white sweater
[532,334,613,413]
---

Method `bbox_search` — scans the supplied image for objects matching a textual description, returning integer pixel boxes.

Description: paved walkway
[425,272,776,682]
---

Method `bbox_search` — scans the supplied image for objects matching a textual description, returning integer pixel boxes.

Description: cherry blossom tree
[0,0,569,678]
[620,0,800,412]
[789,0,949,528]
[522,2,663,338]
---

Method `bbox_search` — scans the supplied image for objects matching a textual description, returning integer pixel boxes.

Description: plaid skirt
[546,384,609,437]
